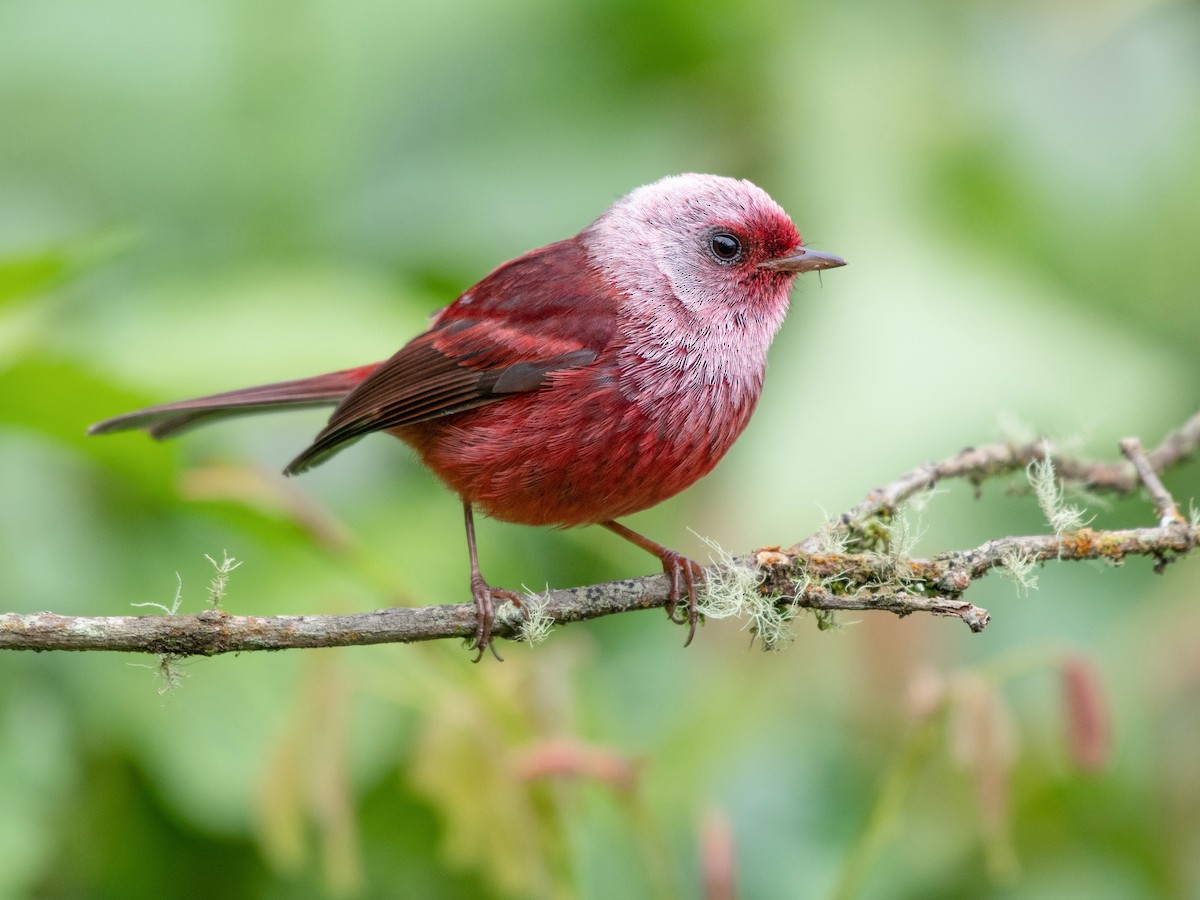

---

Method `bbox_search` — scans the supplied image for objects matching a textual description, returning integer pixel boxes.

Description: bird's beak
[759,246,846,274]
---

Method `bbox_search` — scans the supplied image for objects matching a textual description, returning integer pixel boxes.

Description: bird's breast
[396,337,766,527]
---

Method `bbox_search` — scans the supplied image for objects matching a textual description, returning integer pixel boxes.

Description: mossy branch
[1,411,1198,656]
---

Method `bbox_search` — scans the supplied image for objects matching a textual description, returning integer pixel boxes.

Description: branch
[794,409,1200,555]
[2,411,1198,656]
[0,577,673,654]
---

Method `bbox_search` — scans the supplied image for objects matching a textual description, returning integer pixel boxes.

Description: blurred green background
[2,0,1199,897]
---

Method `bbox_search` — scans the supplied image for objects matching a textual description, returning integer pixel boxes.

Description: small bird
[90,174,845,658]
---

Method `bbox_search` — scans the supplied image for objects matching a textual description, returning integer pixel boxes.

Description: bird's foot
[598,520,707,647]
[658,550,706,647]
[468,573,521,662]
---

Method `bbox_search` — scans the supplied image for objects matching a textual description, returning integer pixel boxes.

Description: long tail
[88,364,381,440]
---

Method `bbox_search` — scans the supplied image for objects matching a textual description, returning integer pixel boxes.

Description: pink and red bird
[91,174,845,657]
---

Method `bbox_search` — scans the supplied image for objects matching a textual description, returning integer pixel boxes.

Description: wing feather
[284,238,617,474]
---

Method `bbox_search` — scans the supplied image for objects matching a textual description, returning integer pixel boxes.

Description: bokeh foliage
[2,0,1199,897]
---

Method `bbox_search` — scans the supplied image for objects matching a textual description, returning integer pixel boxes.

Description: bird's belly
[393,366,759,527]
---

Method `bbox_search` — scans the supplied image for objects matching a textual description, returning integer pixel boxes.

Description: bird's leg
[463,503,520,662]
[599,520,705,646]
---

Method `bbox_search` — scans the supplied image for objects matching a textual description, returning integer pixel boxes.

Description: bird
[89,173,846,658]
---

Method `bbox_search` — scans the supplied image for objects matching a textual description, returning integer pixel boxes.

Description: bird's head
[582,173,844,330]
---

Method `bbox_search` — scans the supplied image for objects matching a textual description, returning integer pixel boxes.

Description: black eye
[709,232,742,262]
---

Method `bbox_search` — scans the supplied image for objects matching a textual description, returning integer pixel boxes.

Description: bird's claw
[468,574,520,662]
[659,551,705,647]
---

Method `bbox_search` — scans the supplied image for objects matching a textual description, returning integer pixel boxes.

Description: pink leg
[463,504,519,662]
[600,520,705,646]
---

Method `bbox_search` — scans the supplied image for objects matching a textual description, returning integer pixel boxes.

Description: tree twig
[794,409,1200,555]
[2,411,1198,656]
[1119,436,1185,526]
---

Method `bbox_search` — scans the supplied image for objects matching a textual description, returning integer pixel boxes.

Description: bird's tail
[88,364,380,440]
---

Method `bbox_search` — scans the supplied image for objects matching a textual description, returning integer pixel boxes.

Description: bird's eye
[709,232,742,263]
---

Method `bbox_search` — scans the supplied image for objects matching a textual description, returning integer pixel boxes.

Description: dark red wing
[284,238,617,474]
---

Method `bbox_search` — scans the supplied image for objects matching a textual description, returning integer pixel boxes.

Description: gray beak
[759,247,846,274]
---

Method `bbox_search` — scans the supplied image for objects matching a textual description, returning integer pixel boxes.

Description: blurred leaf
[410,689,552,897]
[0,358,177,494]
[256,656,363,895]
[0,231,134,309]
[181,463,353,554]
[0,250,68,308]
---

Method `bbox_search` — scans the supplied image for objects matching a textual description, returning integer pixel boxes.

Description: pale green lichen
[862,491,936,588]
[126,553,242,696]
[997,546,1039,596]
[131,573,184,616]
[695,537,799,651]
[1028,451,1090,535]
[884,504,926,572]
[205,550,242,608]
[813,608,840,632]
[516,589,554,646]
[812,513,851,556]
[904,486,943,517]
[129,653,187,696]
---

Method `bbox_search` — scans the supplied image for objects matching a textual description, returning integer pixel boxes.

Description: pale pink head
[580,173,843,334]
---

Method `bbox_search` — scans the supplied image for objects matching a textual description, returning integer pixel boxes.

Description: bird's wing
[285,239,617,474]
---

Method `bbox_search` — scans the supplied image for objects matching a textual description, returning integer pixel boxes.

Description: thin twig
[794,410,1200,556]
[1120,437,1185,525]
